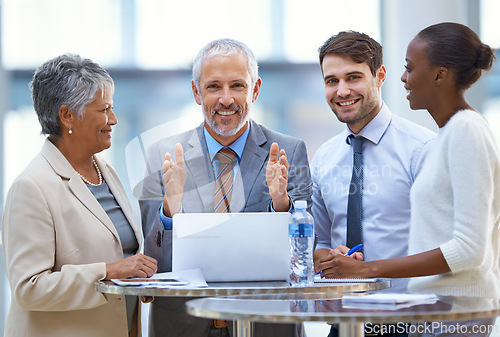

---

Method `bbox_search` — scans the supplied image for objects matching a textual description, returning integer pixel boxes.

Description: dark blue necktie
[346,136,365,252]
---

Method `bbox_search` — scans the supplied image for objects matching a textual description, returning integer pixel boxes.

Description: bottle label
[289,223,313,238]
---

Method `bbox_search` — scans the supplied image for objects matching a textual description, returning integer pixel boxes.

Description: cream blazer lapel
[41,140,120,241]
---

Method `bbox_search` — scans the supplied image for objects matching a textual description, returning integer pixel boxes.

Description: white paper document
[111,268,208,288]
[341,293,438,310]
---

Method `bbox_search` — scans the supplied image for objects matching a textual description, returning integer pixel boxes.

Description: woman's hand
[105,253,158,280]
[317,248,368,279]
[314,245,364,276]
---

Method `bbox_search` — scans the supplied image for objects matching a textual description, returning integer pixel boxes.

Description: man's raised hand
[162,143,187,217]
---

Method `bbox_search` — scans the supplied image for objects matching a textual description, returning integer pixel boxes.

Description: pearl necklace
[76,158,102,186]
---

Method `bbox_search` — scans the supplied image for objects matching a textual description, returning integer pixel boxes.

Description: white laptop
[172,212,291,282]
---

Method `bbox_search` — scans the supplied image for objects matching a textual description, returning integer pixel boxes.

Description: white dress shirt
[311,103,435,291]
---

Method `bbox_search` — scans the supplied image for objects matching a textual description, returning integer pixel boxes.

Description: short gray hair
[30,53,114,136]
[192,38,259,90]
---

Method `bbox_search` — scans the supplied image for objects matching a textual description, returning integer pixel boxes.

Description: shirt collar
[345,102,391,145]
[204,123,251,162]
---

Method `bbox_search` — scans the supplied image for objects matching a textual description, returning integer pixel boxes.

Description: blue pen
[316,244,365,276]
[344,244,364,256]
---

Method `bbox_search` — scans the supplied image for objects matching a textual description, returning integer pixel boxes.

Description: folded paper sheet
[341,293,438,310]
[112,268,208,288]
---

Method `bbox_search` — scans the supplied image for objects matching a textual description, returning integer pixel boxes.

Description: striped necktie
[214,148,237,213]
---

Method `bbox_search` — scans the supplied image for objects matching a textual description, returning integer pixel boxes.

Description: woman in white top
[317,22,500,336]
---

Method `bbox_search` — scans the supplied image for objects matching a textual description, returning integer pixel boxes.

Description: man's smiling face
[322,54,385,134]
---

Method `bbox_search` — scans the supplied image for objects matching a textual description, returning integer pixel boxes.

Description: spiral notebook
[314,275,382,283]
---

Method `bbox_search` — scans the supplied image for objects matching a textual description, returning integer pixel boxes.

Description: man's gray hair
[192,38,259,90]
[30,53,114,136]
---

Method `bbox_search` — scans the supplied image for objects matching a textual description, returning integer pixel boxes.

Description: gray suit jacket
[139,120,312,337]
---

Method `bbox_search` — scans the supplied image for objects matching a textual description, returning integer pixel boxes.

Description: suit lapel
[232,120,268,212]
[184,125,215,212]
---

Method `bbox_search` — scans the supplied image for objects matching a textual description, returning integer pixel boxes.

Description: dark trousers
[208,325,230,337]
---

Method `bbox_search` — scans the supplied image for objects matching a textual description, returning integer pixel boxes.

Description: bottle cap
[294,200,307,210]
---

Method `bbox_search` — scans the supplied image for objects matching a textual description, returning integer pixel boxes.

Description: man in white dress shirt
[312,31,435,337]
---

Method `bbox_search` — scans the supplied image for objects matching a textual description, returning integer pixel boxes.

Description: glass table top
[96,279,391,297]
[186,292,500,324]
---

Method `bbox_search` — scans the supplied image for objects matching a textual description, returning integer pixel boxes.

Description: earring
[68,125,72,134]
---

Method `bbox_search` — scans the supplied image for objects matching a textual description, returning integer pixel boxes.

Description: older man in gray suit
[139,39,312,337]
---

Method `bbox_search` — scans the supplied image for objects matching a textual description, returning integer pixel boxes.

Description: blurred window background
[1,0,500,334]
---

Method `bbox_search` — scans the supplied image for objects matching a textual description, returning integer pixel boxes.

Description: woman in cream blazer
[1,54,157,337]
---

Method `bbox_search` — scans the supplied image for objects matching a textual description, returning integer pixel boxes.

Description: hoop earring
[68,125,72,134]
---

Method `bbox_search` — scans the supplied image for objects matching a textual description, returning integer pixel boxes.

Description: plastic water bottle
[289,200,314,286]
